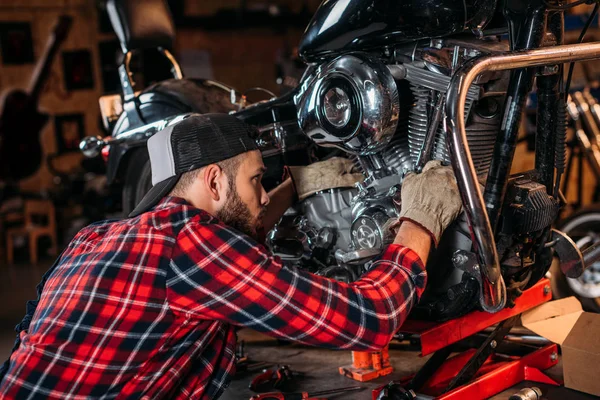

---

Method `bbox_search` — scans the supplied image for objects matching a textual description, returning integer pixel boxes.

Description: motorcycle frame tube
[536,74,561,193]
[536,10,565,195]
[445,41,600,313]
[528,10,565,291]
[484,68,536,228]
[415,91,445,172]
[550,10,566,197]
[485,0,547,230]
[158,48,183,80]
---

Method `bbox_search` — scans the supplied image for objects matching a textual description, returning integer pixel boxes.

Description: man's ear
[203,164,225,201]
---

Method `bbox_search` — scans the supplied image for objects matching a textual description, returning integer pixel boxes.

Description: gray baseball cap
[129,113,259,218]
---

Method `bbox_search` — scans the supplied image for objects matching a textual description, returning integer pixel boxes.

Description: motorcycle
[81,0,600,321]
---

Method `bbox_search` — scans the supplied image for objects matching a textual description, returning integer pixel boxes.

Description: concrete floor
[222,329,586,400]
[222,329,430,400]
[0,260,596,400]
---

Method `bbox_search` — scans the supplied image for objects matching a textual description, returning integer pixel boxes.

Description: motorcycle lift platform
[221,277,596,400]
[359,278,564,399]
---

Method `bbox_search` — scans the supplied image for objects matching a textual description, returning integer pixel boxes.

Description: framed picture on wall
[54,113,85,154]
[62,49,95,91]
[0,22,35,65]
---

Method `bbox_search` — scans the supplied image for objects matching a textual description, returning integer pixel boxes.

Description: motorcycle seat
[106,0,175,53]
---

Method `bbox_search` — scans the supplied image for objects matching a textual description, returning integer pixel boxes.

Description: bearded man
[0,114,462,399]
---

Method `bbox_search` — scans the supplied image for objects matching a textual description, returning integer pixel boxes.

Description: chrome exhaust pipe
[445,42,600,313]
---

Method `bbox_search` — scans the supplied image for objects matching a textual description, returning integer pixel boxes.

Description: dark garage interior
[1,0,600,399]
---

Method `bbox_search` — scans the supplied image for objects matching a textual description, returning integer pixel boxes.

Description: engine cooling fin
[403,63,499,176]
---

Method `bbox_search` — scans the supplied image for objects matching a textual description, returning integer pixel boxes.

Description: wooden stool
[6,199,57,264]
[0,198,25,264]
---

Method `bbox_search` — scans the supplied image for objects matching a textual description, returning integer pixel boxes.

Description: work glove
[398,160,462,246]
[287,157,364,201]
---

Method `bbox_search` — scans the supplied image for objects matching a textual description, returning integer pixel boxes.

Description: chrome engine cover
[270,40,511,318]
[295,54,400,155]
[278,43,508,268]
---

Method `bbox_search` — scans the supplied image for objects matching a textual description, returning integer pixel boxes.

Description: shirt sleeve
[165,218,427,352]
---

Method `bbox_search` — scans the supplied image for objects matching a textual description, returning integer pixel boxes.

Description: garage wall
[0,0,103,193]
[0,0,311,193]
[0,0,598,210]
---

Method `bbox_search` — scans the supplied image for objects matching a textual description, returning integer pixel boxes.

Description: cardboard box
[521,296,600,397]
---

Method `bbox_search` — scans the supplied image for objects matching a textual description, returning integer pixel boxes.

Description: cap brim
[128,175,180,218]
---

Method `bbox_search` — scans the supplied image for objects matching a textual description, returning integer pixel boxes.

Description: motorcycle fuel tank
[299,0,498,61]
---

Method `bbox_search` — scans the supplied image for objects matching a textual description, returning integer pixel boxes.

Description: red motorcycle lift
[371,278,560,399]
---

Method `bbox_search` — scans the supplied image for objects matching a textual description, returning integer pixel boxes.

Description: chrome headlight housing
[295,54,399,155]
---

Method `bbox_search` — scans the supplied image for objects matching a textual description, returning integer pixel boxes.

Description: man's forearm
[262,178,295,232]
[393,220,432,265]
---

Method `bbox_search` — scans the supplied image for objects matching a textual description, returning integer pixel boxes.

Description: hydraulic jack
[366,279,559,399]
[339,346,394,382]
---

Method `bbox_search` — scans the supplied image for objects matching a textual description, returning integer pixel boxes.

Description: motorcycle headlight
[323,87,351,128]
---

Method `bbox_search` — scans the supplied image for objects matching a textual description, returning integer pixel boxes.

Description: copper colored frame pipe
[445,42,600,313]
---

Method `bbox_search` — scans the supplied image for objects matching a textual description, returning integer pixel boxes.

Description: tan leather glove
[287,157,364,201]
[398,160,462,246]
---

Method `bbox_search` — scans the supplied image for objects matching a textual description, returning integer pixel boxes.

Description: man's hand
[262,158,364,232]
[287,157,364,201]
[397,160,462,247]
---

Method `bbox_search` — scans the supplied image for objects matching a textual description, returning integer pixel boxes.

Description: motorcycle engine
[268,39,553,320]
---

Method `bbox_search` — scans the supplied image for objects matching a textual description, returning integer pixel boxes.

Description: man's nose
[261,186,270,207]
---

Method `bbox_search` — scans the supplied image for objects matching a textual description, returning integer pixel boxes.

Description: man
[0,114,462,399]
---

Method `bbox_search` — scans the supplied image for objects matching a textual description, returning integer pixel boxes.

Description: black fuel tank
[299,0,498,61]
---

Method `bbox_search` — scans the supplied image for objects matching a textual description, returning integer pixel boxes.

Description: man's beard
[216,188,265,239]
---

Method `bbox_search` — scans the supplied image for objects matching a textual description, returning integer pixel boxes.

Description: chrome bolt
[544,286,551,296]
[387,186,399,197]
[452,253,468,266]
[543,65,559,75]
[490,340,497,349]
[551,352,558,361]
[538,65,559,76]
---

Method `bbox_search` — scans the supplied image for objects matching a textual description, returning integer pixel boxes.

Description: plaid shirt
[0,197,426,400]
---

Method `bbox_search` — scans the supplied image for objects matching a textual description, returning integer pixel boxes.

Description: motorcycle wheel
[122,148,152,216]
[551,205,600,312]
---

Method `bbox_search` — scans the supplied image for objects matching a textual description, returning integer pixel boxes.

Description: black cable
[564,2,600,102]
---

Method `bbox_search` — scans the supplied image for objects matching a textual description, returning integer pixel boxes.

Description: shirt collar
[152,196,191,211]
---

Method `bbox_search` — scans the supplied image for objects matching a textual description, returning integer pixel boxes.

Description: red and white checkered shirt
[0,197,426,399]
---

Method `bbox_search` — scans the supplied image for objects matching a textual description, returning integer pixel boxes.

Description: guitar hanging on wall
[0,15,72,182]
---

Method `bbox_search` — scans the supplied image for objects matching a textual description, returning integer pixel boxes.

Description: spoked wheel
[551,205,600,312]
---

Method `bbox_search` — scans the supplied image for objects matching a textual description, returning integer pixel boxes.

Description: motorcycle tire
[122,147,152,216]
[550,205,600,313]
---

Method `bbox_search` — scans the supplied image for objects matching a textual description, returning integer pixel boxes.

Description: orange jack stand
[339,345,394,381]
